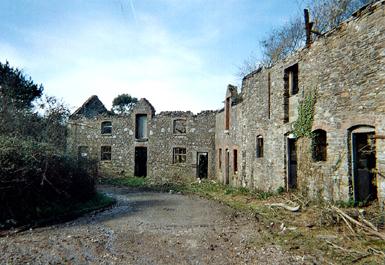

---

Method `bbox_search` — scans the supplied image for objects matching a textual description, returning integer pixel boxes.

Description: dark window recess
[312,129,327,161]
[101,146,111,161]
[284,64,299,96]
[173,119,186,134]
[78,146,89,160]
[225,97,230,130]
[256,136,264,158]
[219,148,222,169]
[233,149,238,173]
[101,121,112,134]
[135,114,148,139]
[173,147,186,163]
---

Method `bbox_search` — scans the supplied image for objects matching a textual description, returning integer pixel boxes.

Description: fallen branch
[326,240,365,255]
[266,203,300,212]
[331,205,385,240]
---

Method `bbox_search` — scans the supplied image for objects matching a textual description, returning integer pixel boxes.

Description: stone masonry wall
[215,1,385,207]
[67,99,216,182]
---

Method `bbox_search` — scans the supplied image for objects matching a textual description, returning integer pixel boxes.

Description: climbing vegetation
[293,88,317,138]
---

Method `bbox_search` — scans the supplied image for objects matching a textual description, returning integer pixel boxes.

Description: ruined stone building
[67,96,216,182]
[67,0,385,207]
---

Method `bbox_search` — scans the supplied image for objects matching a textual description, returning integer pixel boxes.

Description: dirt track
[0,186,314,264]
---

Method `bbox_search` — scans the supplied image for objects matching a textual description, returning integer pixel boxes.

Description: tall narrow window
[312,129,327,161]
[233,149,238,173]
[101,146,112,161]
[101,121,112,134]
[256,135,264,158]
[285,64,299,96]
[135,114,148,139]
[218,148,222,169]
[173,147,186,164]
[268,72,271,119]
[225,97,230,130]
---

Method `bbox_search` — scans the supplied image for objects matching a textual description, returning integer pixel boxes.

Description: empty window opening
[225,97,230,130]
[256,135,264,158]
[233,149,238,173]
[173,147,187,164]
[285,64,299,96]
[78,146,89,160]
[135,114,148,139]
[218,148,222,170]
[173,119,186,134]
[312,129,327,162]
[101,121,112,134]
[101,146,111,161]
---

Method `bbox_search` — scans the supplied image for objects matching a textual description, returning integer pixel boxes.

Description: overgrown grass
[101,176,148,187]
[99,177,278,210]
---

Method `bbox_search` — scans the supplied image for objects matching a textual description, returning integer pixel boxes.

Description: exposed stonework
[67,1,385,209]
[67,97,216,182]
[215,0,385,208]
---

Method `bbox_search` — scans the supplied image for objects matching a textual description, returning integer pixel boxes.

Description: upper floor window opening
[285,63,299,96]
[135,114,148,139]
[173,119,187,134]
[101,121,112,134]
[225,97,230,130]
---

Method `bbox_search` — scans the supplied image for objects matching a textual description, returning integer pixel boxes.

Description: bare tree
[241,0,376,69]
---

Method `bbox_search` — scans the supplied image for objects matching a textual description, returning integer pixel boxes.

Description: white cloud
[5,11,230,113]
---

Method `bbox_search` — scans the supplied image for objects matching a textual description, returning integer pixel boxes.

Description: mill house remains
[67,1,385,208]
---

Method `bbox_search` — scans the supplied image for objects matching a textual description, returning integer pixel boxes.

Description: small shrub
[276,186,285,194]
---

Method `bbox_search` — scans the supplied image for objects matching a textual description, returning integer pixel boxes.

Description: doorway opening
[287,136,297,190]
[350,127,377,203]
[135,147,147,177]
[197,152,208,179]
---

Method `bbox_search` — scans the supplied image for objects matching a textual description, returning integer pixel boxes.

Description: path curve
[0,186,308,264]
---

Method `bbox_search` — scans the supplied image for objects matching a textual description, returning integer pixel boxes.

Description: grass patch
[100,176,148,187]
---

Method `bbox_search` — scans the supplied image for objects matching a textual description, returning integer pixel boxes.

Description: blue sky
[0,0,305,113]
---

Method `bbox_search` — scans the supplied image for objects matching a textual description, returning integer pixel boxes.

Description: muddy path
[0,186,314,264]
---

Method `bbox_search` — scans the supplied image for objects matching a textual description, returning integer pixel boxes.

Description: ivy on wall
[293,89,317,138]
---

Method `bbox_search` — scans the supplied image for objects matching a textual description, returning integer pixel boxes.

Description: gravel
[0,186,315,264]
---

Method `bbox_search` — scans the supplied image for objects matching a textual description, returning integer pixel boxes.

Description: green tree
[0,61,43,110]
[112,93,138,114]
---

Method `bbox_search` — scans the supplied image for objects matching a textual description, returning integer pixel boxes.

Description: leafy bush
[0,136,97,225]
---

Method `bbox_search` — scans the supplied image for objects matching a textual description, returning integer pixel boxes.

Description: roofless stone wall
[67,97,216,182]
[215,0,385,208]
